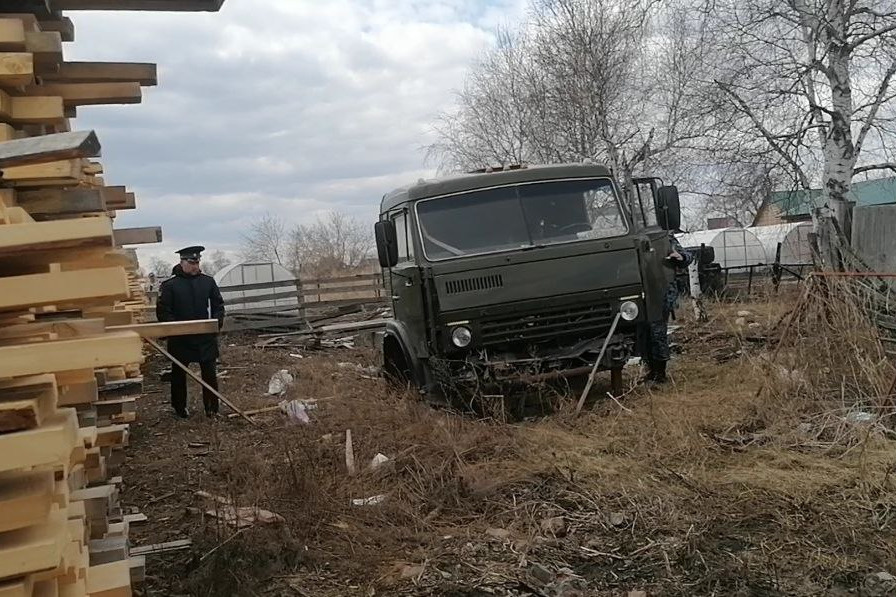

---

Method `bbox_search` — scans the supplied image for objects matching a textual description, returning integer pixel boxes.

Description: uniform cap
[176,245,205,261]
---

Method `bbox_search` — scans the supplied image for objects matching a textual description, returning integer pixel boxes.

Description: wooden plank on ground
[0,470,55,533]
[0,332,142,379]
[107,319,218,337]
[0,267,129,312]
[0,216,112,255]
[23,82,142,106]
[44,62,157,86]
[0,409,78,473]
[0,52,33,87]
[112,226,161,246]
[0,130,100,169]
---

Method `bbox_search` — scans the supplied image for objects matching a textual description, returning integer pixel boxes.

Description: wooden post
[575,312,622,415]
[773,242,783,293]
[143,337,255,425]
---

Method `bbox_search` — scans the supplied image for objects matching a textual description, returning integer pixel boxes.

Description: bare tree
[241,212,373,276]
[201,250,231,276]
[706,0,896,261]
[240,213,286,265]
[147,256,172,277]
[429,0,718,198]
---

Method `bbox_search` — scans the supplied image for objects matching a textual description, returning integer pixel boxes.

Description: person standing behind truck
[156,246,226,418]
[642,233,692,384]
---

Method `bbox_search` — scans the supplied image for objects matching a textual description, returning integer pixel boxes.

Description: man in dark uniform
[155,246,225,418]
[642,234,692,384]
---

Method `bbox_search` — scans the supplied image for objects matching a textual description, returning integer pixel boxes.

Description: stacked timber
[0,3,224,596]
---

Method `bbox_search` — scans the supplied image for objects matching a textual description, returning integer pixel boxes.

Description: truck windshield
[416,178,627,260]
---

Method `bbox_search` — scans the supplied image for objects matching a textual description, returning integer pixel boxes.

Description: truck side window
[635,182,658,227]
[392,212,413,262]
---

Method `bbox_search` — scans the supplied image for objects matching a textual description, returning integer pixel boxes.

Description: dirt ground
[123,290,896,597]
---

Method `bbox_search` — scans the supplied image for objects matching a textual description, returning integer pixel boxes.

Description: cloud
[62,0,527,266]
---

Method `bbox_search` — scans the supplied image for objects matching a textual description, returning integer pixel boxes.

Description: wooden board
[2,158,83,184]
[58,380,98,408]
[43,62,157,86]
[0,319,106,342]
[53,0,225,9]
[0,19,27,53]
[0,216,112,255]
[0,373,58,433]
[0,470,55,533]
[112,227,161,246]
[0,267,129,312]
[0,131,98,169]
[86,559,131,597]
[0,91,65,124]
[0,52,33,87]
[24,31,63,69]
[23,83,142,107]
[15,188,107,217]
[0,509,67,580]
[38,17,75,43]
[0,409,78,473]
[107,319,218,337]
[0,332,142,379]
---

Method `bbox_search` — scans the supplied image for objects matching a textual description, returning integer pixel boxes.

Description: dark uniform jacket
[156,265,225,363]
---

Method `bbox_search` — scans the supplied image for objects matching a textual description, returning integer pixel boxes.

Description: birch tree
[708,0,896,259]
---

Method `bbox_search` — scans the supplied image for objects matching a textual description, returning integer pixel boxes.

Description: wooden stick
[575,312,623,416]
[143,337,255,425]
[345,429,356,476]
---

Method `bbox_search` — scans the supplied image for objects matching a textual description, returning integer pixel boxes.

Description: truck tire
[383,336,413,387]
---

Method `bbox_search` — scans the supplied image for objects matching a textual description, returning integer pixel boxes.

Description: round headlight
[451,326,473,348]
[619,300,639,321]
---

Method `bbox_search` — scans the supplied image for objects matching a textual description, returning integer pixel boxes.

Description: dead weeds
[124,288,896,596]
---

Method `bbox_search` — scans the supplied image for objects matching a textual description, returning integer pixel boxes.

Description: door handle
[391,295,401,301]
[404,280,413,287]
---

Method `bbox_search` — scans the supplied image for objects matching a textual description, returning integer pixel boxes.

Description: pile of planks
[0,3,224,597]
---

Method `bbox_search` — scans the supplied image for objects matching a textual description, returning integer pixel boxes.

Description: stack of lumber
[0,3,224,596]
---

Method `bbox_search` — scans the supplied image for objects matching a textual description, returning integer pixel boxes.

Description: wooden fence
[222,271,388,332]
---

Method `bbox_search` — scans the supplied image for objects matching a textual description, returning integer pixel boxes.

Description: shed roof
[762,176,896,222]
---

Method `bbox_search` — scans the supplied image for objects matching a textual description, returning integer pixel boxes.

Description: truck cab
[373,163,681,402]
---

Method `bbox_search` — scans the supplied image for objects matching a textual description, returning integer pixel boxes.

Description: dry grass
[127,285,896,596]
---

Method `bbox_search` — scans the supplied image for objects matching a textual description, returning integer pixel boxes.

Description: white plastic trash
[267,369,294,396]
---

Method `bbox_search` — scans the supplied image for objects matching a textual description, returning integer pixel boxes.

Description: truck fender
[383,320,425,387]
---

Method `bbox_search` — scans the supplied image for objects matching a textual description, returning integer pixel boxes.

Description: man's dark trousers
[170,360,219,414]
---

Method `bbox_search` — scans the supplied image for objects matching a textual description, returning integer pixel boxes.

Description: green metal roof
[770,176,896,218]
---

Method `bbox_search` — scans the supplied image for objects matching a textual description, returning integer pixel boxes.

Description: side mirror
[655,185,681,231]
[374,220,399,268]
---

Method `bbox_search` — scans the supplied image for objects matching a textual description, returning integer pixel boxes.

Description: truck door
[388,210,428,357]
[632,179,674,322]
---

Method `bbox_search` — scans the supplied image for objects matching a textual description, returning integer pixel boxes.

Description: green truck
[373,163,681,403]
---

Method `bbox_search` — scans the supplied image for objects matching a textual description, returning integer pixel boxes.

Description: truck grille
[445,274,504,295]
[479,302,617,346]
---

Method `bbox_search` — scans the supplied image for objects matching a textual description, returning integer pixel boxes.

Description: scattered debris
[529,562,554,584]
[609,512,626,527]
[736,310,753,318]
[352,494,387,507]
[345,429,356,475]
[486,527,512,541]
[628,591,648,597]
[864,572,896,597]
[337,362,381,379]
[369,453,390,471]
[540,516,567,537]
[195,491,285,528]
[130,539,192,557]
[280,399,311,424]
[267,369,295,396]
[845,410,876,424]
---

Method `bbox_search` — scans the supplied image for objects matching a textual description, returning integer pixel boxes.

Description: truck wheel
[383,337,413,387]
[610,367,624,396]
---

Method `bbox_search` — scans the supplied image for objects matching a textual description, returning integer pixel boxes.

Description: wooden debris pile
[0,2,224,596]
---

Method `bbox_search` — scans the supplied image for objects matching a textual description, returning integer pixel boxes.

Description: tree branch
[853,162,896,174]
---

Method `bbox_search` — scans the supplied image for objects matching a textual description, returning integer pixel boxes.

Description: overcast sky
[66,0,526,265]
